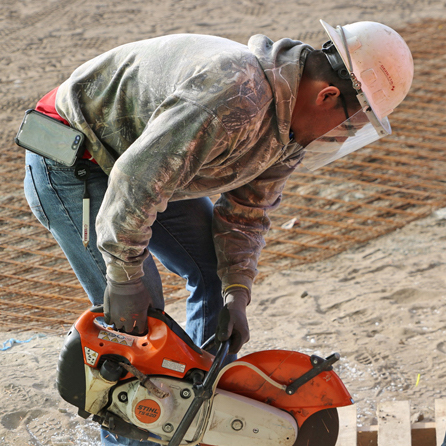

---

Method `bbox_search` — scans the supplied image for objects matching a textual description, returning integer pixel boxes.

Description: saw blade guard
[217,350,353,426]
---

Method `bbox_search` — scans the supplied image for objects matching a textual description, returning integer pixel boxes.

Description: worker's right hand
[104,277,153,335]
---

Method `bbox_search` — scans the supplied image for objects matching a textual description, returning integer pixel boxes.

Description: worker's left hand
[216,288,250,354]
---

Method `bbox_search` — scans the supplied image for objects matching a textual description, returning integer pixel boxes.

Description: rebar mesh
[1,19,445,333]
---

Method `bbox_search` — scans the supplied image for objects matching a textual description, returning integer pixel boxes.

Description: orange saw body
[57,307,353,446]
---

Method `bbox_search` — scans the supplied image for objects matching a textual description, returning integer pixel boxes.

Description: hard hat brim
[320,19,350,73]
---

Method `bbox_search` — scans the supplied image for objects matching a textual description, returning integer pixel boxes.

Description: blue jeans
[24,152,226,445]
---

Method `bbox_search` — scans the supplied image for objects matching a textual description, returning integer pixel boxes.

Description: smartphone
[15,109,85,166]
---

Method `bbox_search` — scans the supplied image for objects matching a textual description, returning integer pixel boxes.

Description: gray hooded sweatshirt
[55,33,313,291]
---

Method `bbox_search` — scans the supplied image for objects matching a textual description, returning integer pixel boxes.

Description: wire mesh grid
[0,19,445,333]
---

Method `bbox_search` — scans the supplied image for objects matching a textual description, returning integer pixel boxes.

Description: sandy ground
[2,211,446,445]
[1,0,446,444]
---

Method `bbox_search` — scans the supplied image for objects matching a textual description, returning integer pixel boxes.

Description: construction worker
[22,19,413,446]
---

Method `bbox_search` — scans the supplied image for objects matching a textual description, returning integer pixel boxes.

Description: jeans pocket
[24,164,50,229]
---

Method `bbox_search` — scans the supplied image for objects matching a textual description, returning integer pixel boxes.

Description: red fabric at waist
[36,88,97,163]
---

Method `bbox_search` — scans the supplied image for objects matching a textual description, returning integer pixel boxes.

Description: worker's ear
[315,85,340,108]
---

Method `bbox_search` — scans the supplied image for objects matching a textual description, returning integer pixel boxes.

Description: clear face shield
[297,29,392,172]
[299,93,391,172]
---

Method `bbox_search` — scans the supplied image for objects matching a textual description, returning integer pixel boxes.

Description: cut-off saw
[57,307,354,446]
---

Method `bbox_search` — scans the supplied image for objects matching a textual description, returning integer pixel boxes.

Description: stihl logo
[134,399,161,424]
[137,405,159,415]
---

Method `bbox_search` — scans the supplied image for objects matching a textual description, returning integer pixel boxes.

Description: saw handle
[285,353,340,395]
[167,339,230,446]
[200,333,216,351]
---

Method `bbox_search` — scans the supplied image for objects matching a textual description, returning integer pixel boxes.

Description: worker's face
[295,105,351,147]
[291,83,361,148]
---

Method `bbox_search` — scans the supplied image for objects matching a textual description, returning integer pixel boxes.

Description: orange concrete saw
[57,307,353,446]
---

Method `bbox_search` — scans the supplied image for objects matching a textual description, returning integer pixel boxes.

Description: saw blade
[294,408,339,446]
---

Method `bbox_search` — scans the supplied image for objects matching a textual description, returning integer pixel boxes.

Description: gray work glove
[104,277,153,335]
[216,287,250,354]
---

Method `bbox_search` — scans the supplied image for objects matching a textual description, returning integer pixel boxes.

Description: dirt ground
[1,0,446,445]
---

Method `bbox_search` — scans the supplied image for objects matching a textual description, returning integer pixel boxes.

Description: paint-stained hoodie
[55,33,313,291]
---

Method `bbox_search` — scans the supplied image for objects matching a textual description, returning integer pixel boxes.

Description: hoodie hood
[248,35,313,145]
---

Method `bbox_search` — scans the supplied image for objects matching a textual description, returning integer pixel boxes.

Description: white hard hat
[297,20,414,172]
[320,19,414,122]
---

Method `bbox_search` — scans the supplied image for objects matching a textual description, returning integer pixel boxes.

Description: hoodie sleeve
[212,150,304,291]
[96,95,229,282]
